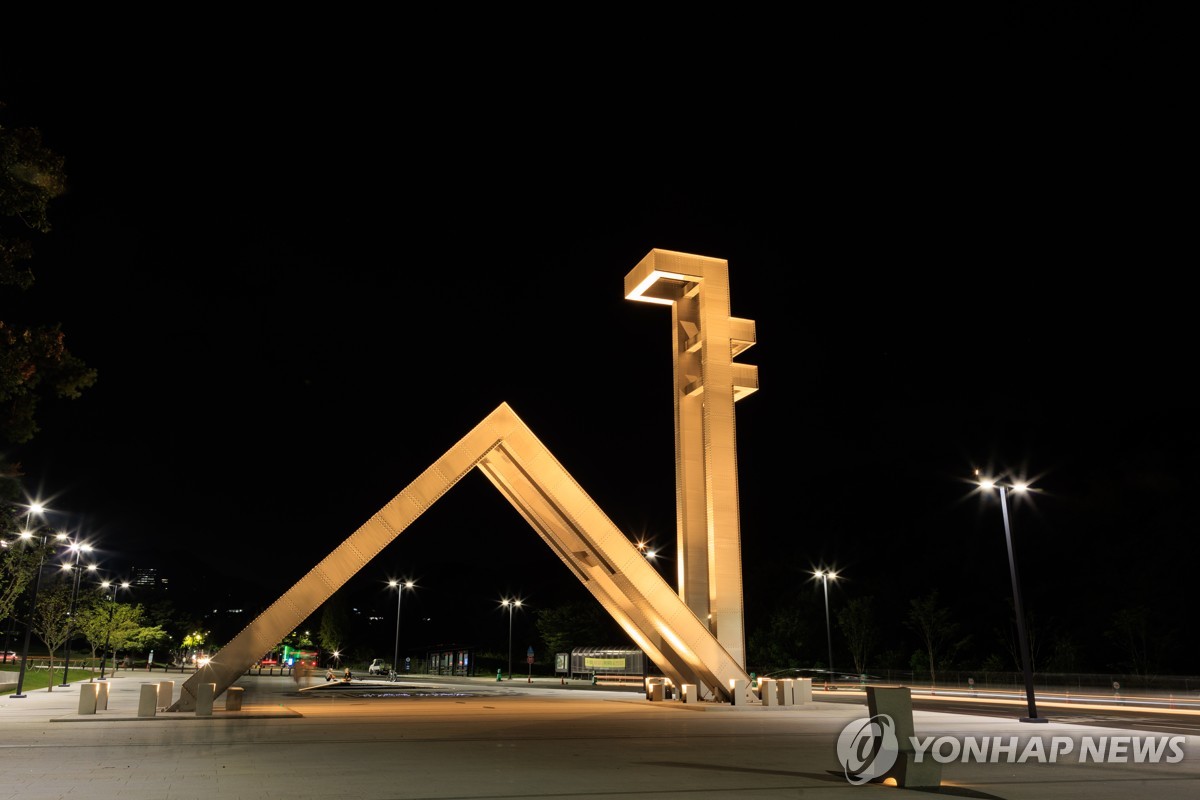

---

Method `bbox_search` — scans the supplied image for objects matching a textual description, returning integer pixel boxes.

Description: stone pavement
[1,671,1197,799]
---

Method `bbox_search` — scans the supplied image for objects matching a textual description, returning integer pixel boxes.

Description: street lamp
[500,597,522,680]
[12,513,62,699]
[97,580,130,680]
[388,578,414,679]
[978,472,1047,724]
[814,569,837,689]
[59,542,95,687]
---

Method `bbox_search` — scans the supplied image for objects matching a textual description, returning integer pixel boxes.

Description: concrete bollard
[224,686,245,711]
[681,683,698,703]
[95,680,110,710]
[196,683,216,716]
[867,686,943,788]
[795,677,813,704]
[729,679,761,705]
[157,680,174,709]
[77,683,99,715]
[138,684,159,717]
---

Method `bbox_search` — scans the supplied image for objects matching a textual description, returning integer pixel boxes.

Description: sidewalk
[2,672,1197,799]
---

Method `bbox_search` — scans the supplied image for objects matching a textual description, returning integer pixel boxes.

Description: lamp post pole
[815,570,837,689]
[98,581,129,680]
[979,474,1047,724]
[389,579,413,679]
[502,598,522,680]
[59,544,92,687]
[998,484,1045,723]
[12,528,54,699]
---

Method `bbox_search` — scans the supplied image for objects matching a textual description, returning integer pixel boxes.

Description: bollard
[729,678,761,706]
[867,686,942,788]
[681,683,698,703]
[77,683,100,715]
[157,680,175,709]
[96,680,110,711]
[196,683,216,717]
[225,686,245,711]
[138,684,159,717]
[496,669,502,682]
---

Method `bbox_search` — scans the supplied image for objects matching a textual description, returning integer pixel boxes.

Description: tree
[108,606,166,669]
[73,594,165,667]
[534,602,626,656]
[0,524,54,623]
[905,590,969,686]
[995,596,1045,674]
[318,590,351,657]
[1106,605,1170,680]
[31,581,72,691]
[837,595,878,676]
[1,106,96,620]
[747,604,812,675]
[0,106,97,447]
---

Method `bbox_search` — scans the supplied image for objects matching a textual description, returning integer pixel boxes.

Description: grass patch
[0,667,99,695]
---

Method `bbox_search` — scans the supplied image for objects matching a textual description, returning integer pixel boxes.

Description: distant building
[131,566,169,590]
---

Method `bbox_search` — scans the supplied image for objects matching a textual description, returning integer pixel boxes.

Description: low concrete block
[95,680,110,710]
[157,680,174,708]
[779,679,794,706]
[867,686,943,789]
[196,683,216,716]
[138,684,158,717]
[681,683,698,703]
[761,678,779,706]
[224,686,245,711]
[729,679,760,705]
[795,677,813,703]
[77,683,99,715]
[647,681,664,701]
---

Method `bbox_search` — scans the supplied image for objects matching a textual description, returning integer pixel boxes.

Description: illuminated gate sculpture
[170,249,757,710]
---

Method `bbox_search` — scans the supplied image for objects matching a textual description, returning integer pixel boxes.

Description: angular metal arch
[170,402,749,710]
[171,249,759,710]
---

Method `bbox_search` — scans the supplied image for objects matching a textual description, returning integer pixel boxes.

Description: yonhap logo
[836,713,899,784]
[835,714,1188,786]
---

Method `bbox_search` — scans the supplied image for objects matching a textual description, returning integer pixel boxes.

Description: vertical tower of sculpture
[625,249,758,668]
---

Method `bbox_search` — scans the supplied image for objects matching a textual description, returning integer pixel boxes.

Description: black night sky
[2,23,1193,675]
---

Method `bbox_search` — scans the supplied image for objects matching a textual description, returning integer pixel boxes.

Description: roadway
[815,686,1200,735]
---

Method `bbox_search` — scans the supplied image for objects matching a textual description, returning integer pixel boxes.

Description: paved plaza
[2,671,1197,799]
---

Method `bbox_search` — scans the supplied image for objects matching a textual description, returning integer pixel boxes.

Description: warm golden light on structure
[623,249,757,670]
[169,252,758,709]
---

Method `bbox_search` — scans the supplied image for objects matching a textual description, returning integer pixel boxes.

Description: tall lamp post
[13,512,62,699]
[388,578,414,678]
[814,570,837,689]
[979,473,1047,724]
[59,542,94,687]
[501,598,522,680]
[98,580,130,680]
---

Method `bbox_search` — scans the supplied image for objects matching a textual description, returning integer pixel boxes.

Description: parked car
[367,659,389,675]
